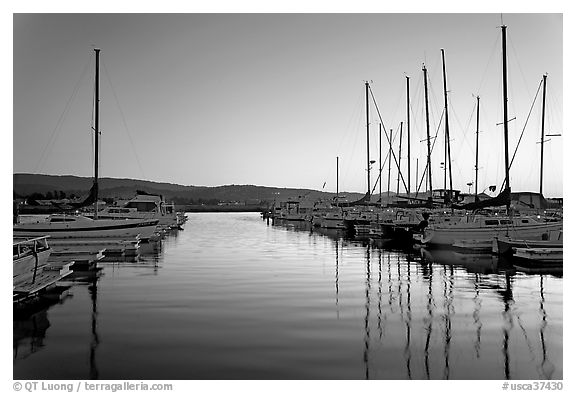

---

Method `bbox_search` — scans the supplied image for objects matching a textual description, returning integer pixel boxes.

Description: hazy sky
[12,12,563,197]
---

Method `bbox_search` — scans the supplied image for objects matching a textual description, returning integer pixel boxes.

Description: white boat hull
[423,221,563,247]
[14,218,159,240]
[513,247,563,263]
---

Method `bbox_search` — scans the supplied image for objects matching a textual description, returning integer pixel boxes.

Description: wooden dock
[13,260,75,302]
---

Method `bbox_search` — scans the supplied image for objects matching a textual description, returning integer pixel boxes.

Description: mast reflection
[88,277,100,379]
[363,243,372,380]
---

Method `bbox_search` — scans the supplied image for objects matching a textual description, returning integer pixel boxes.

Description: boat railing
[13,235,51,259]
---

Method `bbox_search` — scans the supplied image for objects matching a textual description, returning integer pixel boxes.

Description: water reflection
[15,215,561,380]
[273,219,562,380]
[13,288,69,361]
[363,244,371,379]
[13,232,170,372]
[88,277,99,379]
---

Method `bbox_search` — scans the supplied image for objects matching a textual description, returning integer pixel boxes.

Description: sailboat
[421,25,562,247]
[14,48,159,241]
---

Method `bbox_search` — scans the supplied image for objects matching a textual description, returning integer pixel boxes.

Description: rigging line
[336,87,364,155]
[546,83,563,131]
[456,96,478,157]
[475,32,500,98]
[341,91,364,190]
[507,32,533,101]
[416,109,445,194]
[499,79,543,193]
[371,123,399,196]
[368,85,409,194]
[34,53,92,173]
[448,96,476,179]
[101,61,146,179]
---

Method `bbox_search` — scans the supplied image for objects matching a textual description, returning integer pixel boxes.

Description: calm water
[13,213,563,380]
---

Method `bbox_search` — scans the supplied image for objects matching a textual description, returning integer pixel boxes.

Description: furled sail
[452,187,511,211]
[337,192,372,207]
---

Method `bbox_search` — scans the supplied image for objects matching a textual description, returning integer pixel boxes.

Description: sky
[11,10,564,197]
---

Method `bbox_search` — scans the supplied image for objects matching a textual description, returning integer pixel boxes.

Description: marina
[13,13,563,382]
[13,213,562,380]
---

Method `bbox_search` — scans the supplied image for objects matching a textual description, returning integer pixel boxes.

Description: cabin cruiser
[92,193,180,229]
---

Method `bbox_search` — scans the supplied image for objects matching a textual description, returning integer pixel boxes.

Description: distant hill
[13,173,366,205]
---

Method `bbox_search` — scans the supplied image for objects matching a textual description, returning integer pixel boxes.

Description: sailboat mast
[501,25,511,199]
[475,96,480,201]
[539,74,547,196]
[397,122,403,195]
[441,49,453,201]
[423,64,433,198]
[387,129,392,203]
[406,76,411,196]
[93,48,100,219]
[379,123,382,203]
[336,156,339,208]
[365,81,371,197]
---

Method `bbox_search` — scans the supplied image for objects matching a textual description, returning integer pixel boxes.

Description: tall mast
[93,48,100,219]
[379,123,382,203]
[423,64,433,198]
[539,74,547,196]
[441,49,453,201]
[475,96,480,201]
[416,158,419,197]
[397,122,403,195]
[501,25,511,205]
[336,156,339,208]
[387,129,392,203]
[365,81,371,197]
[406,76,411,196]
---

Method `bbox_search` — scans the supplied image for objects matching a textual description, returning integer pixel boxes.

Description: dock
[13,260,75,303]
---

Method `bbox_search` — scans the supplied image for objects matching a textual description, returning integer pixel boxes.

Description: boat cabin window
[109,208,131,213]
[521,219,530,223]
[484,219,500,226]
[499,220,513,225]
[49,217,76,222]
[125,201,157,212]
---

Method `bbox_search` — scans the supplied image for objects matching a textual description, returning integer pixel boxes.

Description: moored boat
[513,247,562,263]
[92,192,179,228]
[14,214,159,240]
[452,238,494,253]
[492,230,562,255]
[422,215,562,247]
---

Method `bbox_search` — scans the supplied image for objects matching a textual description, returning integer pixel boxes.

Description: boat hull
[423,221,563,247]
[493,237,563,255]
[13,219,159,240]
[513,247,563,263]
